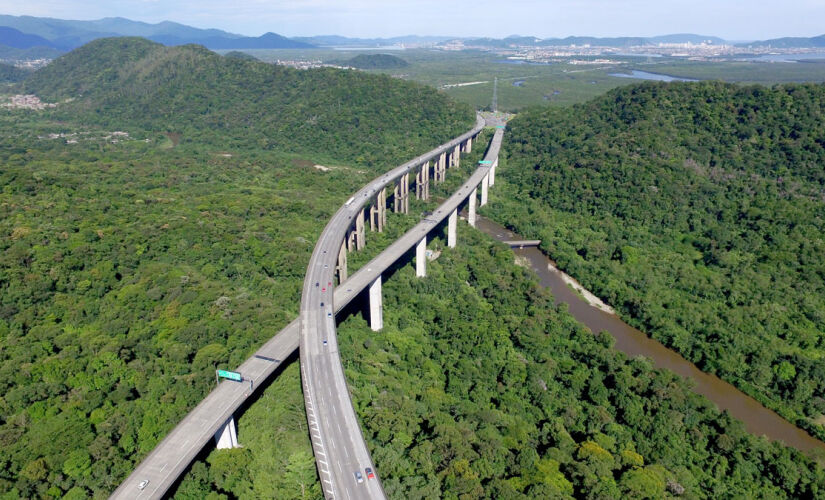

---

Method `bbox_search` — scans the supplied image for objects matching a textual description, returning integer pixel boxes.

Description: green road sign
[478,160,492,164]
[217,369,242,382]
[496,125,505,129]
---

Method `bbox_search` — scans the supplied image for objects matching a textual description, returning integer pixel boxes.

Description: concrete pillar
[416,236,427,277]
[215,416,239,449]
[453,145,461,168]
[347,229,355,252]
[369,275,383,331]
[448,208,457,248]
[417,164,428,201]
[489,158,497,186]
[394,174,409,214]
[356,209,366,250]
[401,172,410,214]
[468,187,477,227]
[380,188,387,229]
[466,136,472,153]
[442,152,447,178]
[371,190,386,232]
[424,161,430,200]
[481,173,489,207]
[337,241,348,283]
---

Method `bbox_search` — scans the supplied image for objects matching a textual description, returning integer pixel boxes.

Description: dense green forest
[178,225,825,499]
[344,54,409,70]
[492,81,825,441]
[0,62,29,83]
[0,36,475,497]
[20,37,473,168]
[222,51,259,61]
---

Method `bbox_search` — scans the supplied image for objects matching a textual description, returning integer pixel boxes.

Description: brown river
[474,216,825,457]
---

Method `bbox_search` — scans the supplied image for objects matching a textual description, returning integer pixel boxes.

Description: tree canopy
[492,80,825,441]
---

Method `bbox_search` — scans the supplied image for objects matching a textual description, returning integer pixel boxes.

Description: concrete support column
[468,187,477,227]
[416,236,427,278]
[380,188,387,229]
[448,208,457,248]
[403,173,410,213]
[424,161,430,200]
[369,275,383,331]
[481,173,489,207]
[356,209,365,250]
[346,229,356,252]
[337,241,348,283]
[490,158,497,186]
[215,416,239,449]
[453,145,461,168]
[442,152,448,178]
[370,189,386,232]
[466,136,472,153]
[394,174,409,214]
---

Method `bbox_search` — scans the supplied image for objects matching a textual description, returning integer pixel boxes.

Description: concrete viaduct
[111,115,503,500]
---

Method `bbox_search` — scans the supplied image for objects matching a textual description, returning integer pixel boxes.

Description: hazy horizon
[1,1,823,41]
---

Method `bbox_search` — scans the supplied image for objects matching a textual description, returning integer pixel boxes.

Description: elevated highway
[113,115,505,499]
[299,116,491,500]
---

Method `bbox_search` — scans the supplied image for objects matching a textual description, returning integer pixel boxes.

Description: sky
[1,0,824,40]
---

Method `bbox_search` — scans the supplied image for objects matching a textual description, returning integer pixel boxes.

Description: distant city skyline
[0,1,823,41]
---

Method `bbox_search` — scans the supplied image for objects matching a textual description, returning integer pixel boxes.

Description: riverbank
[476,215,825,459]
[546,261,615,314]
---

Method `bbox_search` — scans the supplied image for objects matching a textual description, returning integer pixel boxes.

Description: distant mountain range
[0,15,315,52]
[738,34,825,49]
[1,15,824,58]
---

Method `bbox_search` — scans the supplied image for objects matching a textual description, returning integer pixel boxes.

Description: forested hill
[345,53,409,69]
[494,81,825,440]
[0,62,29,83]
[21,37,473,167]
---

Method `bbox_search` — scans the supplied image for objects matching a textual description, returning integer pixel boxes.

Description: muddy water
[475,216,825,455]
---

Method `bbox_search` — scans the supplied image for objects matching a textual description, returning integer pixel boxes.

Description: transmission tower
[491,77,498,113]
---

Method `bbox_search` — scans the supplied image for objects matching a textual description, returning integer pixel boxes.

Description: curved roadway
[112,115,500,499]
[299,115,486,500]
